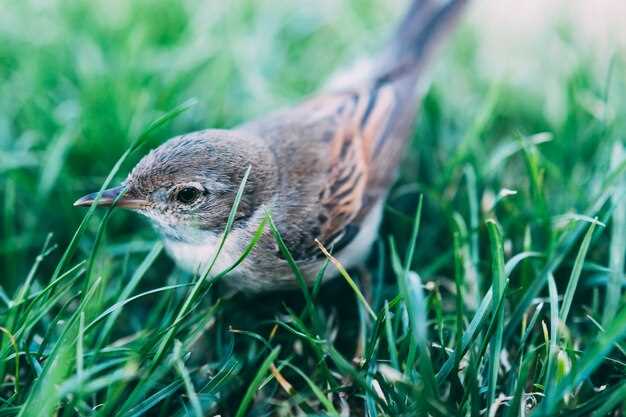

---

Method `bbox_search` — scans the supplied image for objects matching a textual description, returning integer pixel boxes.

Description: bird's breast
[160,198,383,291]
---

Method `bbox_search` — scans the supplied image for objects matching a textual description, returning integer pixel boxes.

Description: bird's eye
[176,187,201,204]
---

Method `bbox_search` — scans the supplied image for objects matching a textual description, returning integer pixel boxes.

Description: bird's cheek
[140,208,172,229]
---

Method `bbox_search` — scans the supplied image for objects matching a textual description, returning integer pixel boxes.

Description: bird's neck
[162,229,244,276]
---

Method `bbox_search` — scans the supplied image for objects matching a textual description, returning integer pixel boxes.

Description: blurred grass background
[1,0,625,416]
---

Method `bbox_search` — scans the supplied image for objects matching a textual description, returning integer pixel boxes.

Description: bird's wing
[314,85,398,254]
[245,84,399,261]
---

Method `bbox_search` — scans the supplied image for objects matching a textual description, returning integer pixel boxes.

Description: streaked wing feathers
[314,84,397,257]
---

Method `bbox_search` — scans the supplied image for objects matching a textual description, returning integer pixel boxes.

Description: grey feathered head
[74,129,261,241]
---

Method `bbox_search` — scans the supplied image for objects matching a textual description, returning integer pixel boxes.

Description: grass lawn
[1,0,625,416]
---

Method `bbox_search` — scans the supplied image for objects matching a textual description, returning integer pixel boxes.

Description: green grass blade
[211,214,268,280]
[389,196,425,380]
[436,286,494,382]
[589,381,626,417]
[234,346,281,417]
[542,304,626,414]
[123,381,183,417]
[505,161,626,341]
[17,278,103,417]
[603,145,625,324]
[384,301,400,370]
[464,166,480,291]
[452,232,465,372]
[13,234,55,305]
[129,99,197,152]
[325,345,389,413]
[0,327,19,396]
[504,350,536,417]
[85,283,193,331]
[174,340,203,417]
[315,239,376,320]
[404,194,423,276]
[407,271,438,397]
[560,221,599,324]
[267,214,320,329]
[543,273,559,397]
[200,164,252,278]
[93,242,163,354]
[198,356,242,395]
[584,313,626,357]
[519,302,543,349]
[485,220,506,411]
[282,362,339,416]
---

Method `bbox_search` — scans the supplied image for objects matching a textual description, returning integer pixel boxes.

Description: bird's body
[75,0,468,291]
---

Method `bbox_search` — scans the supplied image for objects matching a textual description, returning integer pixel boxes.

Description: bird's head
[74,130,264,243]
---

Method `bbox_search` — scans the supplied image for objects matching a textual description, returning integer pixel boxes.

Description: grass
[1,0,626,416]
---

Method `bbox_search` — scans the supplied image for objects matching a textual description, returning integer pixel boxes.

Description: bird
[75,0,469,292]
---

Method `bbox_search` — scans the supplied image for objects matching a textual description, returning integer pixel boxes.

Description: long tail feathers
[378,0,468,82]
[324,0,468,93]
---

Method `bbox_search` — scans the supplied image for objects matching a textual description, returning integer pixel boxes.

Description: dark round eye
[176,187,201,204]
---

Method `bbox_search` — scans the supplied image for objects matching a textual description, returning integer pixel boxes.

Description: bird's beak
[73,185,146,209]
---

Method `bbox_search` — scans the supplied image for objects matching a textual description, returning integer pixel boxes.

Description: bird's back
[237,0,468,267]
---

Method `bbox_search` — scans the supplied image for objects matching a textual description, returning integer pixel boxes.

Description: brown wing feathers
[264,0,468,261]
[315,85,397,252]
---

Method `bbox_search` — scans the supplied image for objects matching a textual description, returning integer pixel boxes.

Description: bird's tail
[378,0,469,82]
[349,0,469,195]
[325,0,468,91]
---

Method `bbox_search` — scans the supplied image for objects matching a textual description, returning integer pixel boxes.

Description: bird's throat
[163,231,242,275]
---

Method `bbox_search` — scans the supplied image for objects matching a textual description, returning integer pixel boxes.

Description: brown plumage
[75,0,469,291]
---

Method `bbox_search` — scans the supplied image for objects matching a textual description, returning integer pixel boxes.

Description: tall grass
[1,0,626,416]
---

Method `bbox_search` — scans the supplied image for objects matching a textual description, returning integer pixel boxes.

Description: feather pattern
[241,81,402,261]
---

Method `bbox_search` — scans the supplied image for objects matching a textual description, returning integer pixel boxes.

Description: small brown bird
[75,0,468,291]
